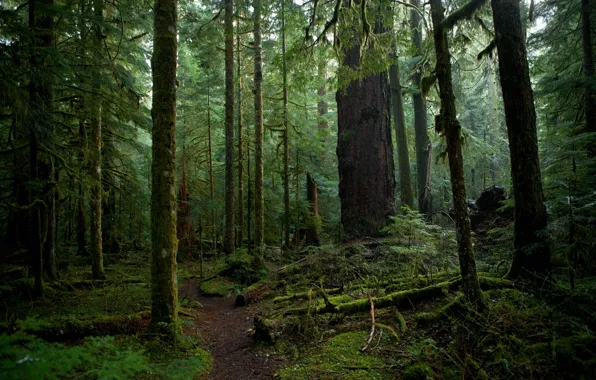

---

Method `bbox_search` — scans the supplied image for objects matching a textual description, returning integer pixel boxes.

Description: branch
[440,0,488,30]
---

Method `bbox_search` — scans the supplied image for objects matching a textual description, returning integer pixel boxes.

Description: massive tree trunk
[389,53,414,209]
[410,0,431,214]
[150,0,179,339]
[430,0,485,308]
[224,0,235,255]
[336,0,396,240]
[491,0,551,278]
[90,0,105,280]
[28,0,56,296]
[582,0,596,155]
[281,0,290,248]
[253,0,264,249]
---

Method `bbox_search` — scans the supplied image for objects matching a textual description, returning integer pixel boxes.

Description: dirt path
[180,280,281,380]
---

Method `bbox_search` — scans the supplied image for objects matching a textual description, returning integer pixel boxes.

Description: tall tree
[224,0,235,254]
[150,0,179,338]
[336,0,396,240]
[253,0,264,248]
[90,0,105,279]
[236,20,244,247]
[430,0,484,308]
[28,0,55,296]
[410,0,431,214]
[389,51,414,209]
[491,0,551,278]
[582,0,595,155]
[281,0,290,247]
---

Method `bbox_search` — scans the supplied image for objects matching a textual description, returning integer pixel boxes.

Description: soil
[180,280,282,380]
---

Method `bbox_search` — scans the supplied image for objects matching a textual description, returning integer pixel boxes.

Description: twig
[361,295,376,352]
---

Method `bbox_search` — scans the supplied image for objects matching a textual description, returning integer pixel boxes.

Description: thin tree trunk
[102,138,120,253]
[28,0,56,296]
[224,0,235,255]
[337,0,396,240]
[207,88,216,253]
[77,119,88,256]
[90,0,105,280]
[430,0,485,308]
[582,0,596,155]
[389,53,414,209]
[491,0,551,278]
[410,0,431,214]
[281,0,290,248]
[150,0,179,339]
[254,0,264,249]
[306,172,320,246]
[237,23,244,248]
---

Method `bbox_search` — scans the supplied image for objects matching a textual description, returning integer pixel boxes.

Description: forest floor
[180,278,282,379]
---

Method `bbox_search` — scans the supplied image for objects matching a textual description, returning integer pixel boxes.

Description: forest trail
[179,280,280,380]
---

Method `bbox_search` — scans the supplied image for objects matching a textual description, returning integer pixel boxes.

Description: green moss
[277,330,390,379]
[199,278,242,297]
[403,363,434,380]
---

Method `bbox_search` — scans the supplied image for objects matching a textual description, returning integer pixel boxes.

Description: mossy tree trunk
[281,0,290,248]
[306,172,320,246]
[336,0,396,240]
[224,0,235,255]
[89,0,105,280]
[207,88,216,252]
[150,0,179,339]
[28,0,56,296]
[389,51,414,209]
[430,0,485,308]
[102,138,120,254]
[410,0,431,215]
[491,0,551,278]
[236,22,244,247]
[253,0,264,249]
[77,119,88,256]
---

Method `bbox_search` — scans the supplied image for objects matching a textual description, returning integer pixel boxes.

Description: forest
[1,0,595,378]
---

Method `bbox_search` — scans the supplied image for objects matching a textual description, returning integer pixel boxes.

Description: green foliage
[225,249,268,284]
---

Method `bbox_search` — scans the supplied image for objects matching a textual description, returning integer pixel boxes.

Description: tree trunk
[42,159,57,280]
[150,0,179,339]
[430,0,485,308]
[491,0,551,278]
[224,0,235,255]
[306,172,320,246]
[336,0,396,240]
[582,0,596,155]
[102,138,120,254]
[254,0,264,249]
[281,0,290,248]
[389,53,414,209]
[410,0,431,214]
[28,0,56,296]
[89,0,105,280]
[237,24,244,248]
[77,119,88,256]
[207,87,216,252]
[177,155,194,251]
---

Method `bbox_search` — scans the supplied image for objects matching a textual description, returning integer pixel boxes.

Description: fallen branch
[361,295,375,352]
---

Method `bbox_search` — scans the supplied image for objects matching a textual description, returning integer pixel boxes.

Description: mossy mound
[198,277,242,297]
[277,330,391,379]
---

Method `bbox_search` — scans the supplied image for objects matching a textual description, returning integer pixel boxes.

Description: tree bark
[254,0,264,249]
[150,0,179,339]
[491,0,551,278]
[89,0,105,280]
[102,138,120,254]
[224,0,235,255]
[207,87,216,252]
[306,172,320,246]
[582,0,596,155]
[281,0,290,248]
[389,53,414,209]
[336,0,396,240]
[28,0,56,296]
[430,0,485,308]
[177,154,194,251]
[410,0,431,214]
[237,23,244,248]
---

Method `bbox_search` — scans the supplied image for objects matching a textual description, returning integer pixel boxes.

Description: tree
[429,0,484,308]
[410,0,431,214]
[336,0,396,240]
[236,19,244,247]
[150,0,179,338]
[224,0,235,255]
[253,0,264,248]
[89,0,105,280]
[582,0,595,155]
[491,0,551,278]
[281,0,290,247]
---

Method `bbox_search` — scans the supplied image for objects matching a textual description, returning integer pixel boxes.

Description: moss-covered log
[273,287,343,303]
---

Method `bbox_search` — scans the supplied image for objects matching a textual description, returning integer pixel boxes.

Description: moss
[277,330,389,379]
[526,333,596,375]
[199,278,242,297]
[403,363,434,380]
